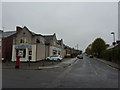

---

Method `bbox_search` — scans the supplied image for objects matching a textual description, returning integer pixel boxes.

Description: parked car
[77,54,83,59]
[46,55,62,62]
[89,55,93,58]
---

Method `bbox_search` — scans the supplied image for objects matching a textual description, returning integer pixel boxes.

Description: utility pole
[77,44,78,50]
[111,32,116,47]
[2,27,5,32]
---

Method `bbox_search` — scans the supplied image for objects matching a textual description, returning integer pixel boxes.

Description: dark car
[89,55,93,58]
[77,54,83,59]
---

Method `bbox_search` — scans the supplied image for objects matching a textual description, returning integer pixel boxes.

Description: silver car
[77,54,83,59]
[46,55,62,61]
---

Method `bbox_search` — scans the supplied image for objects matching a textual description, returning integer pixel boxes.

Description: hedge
[100,48,120,64]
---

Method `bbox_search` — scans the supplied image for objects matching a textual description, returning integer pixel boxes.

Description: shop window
[16,49,26,58]
[53,50,57,55]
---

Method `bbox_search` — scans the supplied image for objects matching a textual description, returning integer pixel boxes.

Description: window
[58,50,60,55]
[53,50,57,55]
[36,39,40,43]
[29,51,32,55]
[16,49,26,58]
[20,37,27,44]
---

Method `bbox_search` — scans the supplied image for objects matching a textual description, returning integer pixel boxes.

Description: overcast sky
[0,2,2,30]
[2,2,118,51]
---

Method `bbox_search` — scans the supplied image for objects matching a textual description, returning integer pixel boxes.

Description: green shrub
[100,48,120,63]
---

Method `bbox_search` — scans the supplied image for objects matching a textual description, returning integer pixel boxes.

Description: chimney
[16,26,22,32]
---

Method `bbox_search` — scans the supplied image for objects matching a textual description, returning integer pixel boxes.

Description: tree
[91,38,106,58]
[85,44,92,55]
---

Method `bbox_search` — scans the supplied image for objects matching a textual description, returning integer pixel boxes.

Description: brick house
[2,30,16,62]
[0,30,2,61]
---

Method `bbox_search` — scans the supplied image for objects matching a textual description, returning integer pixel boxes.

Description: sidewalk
[95,58,120,70]
[37,57,77,70]
[2,58,77,70]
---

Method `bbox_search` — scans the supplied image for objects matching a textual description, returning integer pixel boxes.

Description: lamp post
[111,32,116,62]
[111,32,116,47]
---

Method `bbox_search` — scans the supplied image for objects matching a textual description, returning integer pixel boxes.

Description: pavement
[94,57,120,70]
[2,56,119,71]
[2,58,77,70]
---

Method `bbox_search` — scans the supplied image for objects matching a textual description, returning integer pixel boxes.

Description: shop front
[12,44,36,62]
[51,47,61,56]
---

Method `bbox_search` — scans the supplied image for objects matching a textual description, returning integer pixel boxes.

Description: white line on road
[88,60,98,75]
[46,58,79,88]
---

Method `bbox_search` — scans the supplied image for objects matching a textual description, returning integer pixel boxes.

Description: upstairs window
[20,37,27,44]
[36,39,40,43]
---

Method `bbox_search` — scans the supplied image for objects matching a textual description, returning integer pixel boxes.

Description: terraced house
[44,34,65,59]
[12,26,65,62]
[0,30,2,61]
[1,30,16,62]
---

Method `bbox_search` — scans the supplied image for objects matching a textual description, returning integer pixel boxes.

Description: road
[2,55,119,88]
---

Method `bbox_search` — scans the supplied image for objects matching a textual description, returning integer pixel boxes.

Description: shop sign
[15,45,32,49]
[52,48,61,51]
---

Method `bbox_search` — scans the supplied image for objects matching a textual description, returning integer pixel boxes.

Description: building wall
[36,44,45,61]
[0,38,1,61]
[2,35,14,61]
[12,45,16,61]
[14,28,33,45]
[63,49,66,58]
[36,36,45,45]
[12,27,45,62]
[45,45,50,59]
[118,2,120,40]
[31,45,36,61]
[61,48,65,58]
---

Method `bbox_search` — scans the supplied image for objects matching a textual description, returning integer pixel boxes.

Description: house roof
[0,30,3,38]
[23,26,44,37]
[107,44,118,49]
[64,44,71,49]
[43,34,54,45]
[2,31,16,38]
[57,39,62,45]
[114,43,120,49]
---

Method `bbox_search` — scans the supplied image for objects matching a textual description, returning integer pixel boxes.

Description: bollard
[15,56,20,69]
[28,56,31,67]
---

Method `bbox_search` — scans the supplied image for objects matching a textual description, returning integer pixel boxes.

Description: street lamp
[111,32,116,47]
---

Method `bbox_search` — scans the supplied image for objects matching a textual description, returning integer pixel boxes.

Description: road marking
[46,59,79,88]
[88,60,98,75]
